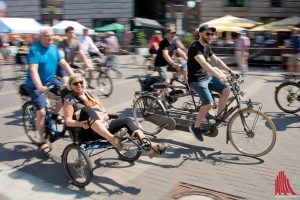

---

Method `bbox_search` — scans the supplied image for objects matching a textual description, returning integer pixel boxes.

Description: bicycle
[142,55,156,75]
[20,85,145,187]
[134,77,221,135]
[132,74,277,157]
[21,84,66,146]
[85,55,114,97]
[62,115,150,187]
[274,59,300,113]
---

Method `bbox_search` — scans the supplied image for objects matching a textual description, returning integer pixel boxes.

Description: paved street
[0,56,299,200]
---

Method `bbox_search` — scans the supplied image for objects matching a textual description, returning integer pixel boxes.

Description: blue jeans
[190,76,228,105]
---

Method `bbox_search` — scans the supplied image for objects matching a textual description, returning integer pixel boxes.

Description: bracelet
[228,69,232,74]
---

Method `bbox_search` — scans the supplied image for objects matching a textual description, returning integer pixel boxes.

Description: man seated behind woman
[63,73,167,158]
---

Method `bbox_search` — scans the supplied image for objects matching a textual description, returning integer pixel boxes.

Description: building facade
[4,0,134,28]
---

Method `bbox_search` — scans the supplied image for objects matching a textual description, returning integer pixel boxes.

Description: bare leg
[36,109,46,143]
[194,104,213,128]
[217,87,231,116]
[90,120,122,150]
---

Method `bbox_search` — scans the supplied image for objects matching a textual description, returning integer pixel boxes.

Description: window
[226,0,245,7]
[271,0,285,7]
[41,0,64,15]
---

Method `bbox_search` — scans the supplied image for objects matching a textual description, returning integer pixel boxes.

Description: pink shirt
[235,35,250,51]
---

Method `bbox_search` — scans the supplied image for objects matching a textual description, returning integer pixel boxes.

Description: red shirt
[149,36,162,50]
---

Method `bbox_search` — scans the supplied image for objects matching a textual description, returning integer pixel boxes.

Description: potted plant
[135,31,148,55]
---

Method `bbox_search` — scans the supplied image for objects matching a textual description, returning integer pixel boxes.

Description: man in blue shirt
[26,27,73,153]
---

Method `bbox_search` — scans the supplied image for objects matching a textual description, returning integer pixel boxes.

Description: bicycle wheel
[116,132,142,162]
[275,81,300,113]
[62,144,93,187]
[132,95,166,136]
[227,109,276,157]
[22,101,41,145]
[97,73,113,97]
[142,58,155,75]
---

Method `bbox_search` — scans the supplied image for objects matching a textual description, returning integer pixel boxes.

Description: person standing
[287,27,300,73]
[25,27,73,154]
[234,31,250,76]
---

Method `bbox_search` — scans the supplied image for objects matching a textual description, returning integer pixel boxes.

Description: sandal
[111,135,123,151]
[51,113,64,124]
[39,143,52,155]
[148,143,168,159]
[114,128,127,139]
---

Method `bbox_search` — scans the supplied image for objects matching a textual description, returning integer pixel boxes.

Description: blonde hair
[67,73,87,90]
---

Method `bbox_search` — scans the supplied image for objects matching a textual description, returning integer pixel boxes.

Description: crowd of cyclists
[0,18,240,157]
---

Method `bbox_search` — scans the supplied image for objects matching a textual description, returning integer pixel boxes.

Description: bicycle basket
[138,77,161,92]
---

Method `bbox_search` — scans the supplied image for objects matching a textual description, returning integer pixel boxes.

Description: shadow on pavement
[0,141,142,198]
[266,112,300,131]
[3,110,23,127]
[135,138,264,168]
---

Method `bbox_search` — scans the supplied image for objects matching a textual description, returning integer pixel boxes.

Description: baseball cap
[236,30,246,35]
[166,27,176,33]
[199,24,216,33]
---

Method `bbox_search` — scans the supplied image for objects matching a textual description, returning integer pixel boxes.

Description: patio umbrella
[52,20,94,35]
[249,25,292,32]
[212,25,246,32]
[269,16,300,26]
[95,23,124,33]
[249,17,300,32]
[202,15,262,28]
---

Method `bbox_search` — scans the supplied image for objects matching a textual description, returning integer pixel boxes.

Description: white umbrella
[0,17,43,34]
[52,20,94,35]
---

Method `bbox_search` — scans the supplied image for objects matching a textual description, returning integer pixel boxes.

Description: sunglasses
[72,81,84,86]
[205,32,214,36]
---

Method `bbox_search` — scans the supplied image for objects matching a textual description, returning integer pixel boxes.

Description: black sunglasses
[205,32,214,36]
[72,81,84,86]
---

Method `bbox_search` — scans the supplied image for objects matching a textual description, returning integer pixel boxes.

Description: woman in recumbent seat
[63,73,168,158]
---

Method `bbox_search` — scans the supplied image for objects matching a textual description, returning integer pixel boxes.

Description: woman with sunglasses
[63,73,167,158]
[187,24,238,141]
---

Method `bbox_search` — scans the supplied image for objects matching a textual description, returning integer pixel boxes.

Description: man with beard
[187,24,238,141]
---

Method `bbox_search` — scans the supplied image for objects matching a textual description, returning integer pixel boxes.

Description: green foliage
[181,33,194,48]
[136,31,148,47]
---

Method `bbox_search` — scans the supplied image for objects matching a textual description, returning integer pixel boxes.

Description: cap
[166,27,176,33]
[199,24,216,33]
[154,30,161,34]
[236,30,246,35]
[83,28,89,31]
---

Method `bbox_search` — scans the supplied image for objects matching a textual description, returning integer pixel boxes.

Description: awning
[0,17,43,34]
[95,23,124,33]
[132,17,165,29]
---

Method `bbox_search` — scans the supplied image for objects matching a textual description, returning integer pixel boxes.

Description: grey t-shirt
[58,39,80,64]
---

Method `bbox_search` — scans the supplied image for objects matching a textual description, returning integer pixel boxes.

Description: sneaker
[189,125,208,141]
